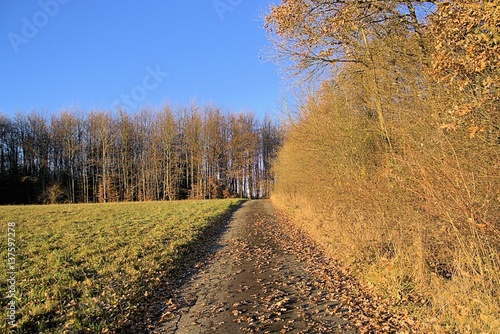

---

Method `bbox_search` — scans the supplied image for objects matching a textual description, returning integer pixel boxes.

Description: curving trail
[152,200,402,334]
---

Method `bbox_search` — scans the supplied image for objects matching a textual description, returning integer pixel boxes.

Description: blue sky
[0,0,282,118]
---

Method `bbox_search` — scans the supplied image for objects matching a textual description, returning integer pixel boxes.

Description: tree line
[0,105,281,204]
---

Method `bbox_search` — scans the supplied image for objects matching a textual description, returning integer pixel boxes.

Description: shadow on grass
[114,199,246,333]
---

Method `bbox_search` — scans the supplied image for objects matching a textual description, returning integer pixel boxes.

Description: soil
[150,200,403,334]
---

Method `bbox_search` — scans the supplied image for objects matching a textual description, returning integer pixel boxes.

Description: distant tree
[0,115,21,203]
[182,105,203,199]
[116,108,136,201]
[51,111,84,203]
[135,108,155,201]
[260,116,282,198]
[155,105,179,200]
[25,112,51,202]
[88,111,114,203]
[226,113,259,198]
[203,107,229,199]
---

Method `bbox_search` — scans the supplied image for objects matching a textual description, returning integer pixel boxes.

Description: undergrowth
[272,82,500,333]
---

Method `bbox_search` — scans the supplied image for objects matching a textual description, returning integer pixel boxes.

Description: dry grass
[272,82,500,333]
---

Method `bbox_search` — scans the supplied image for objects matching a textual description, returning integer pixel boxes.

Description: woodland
[0,106,281,204]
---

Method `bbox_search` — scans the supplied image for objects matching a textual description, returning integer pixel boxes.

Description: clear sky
[0,0,282,118]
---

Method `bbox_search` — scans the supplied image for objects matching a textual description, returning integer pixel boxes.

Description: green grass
[0,199,243,333]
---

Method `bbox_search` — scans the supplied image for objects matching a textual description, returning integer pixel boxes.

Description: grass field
[1,199,243,333]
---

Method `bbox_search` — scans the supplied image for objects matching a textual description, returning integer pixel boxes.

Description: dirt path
[152,200,402,334]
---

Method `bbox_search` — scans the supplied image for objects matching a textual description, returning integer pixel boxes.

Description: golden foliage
[430,0,500,129]
[273,78,500,332]
[267,1,500,332]
[265,0,431,77]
